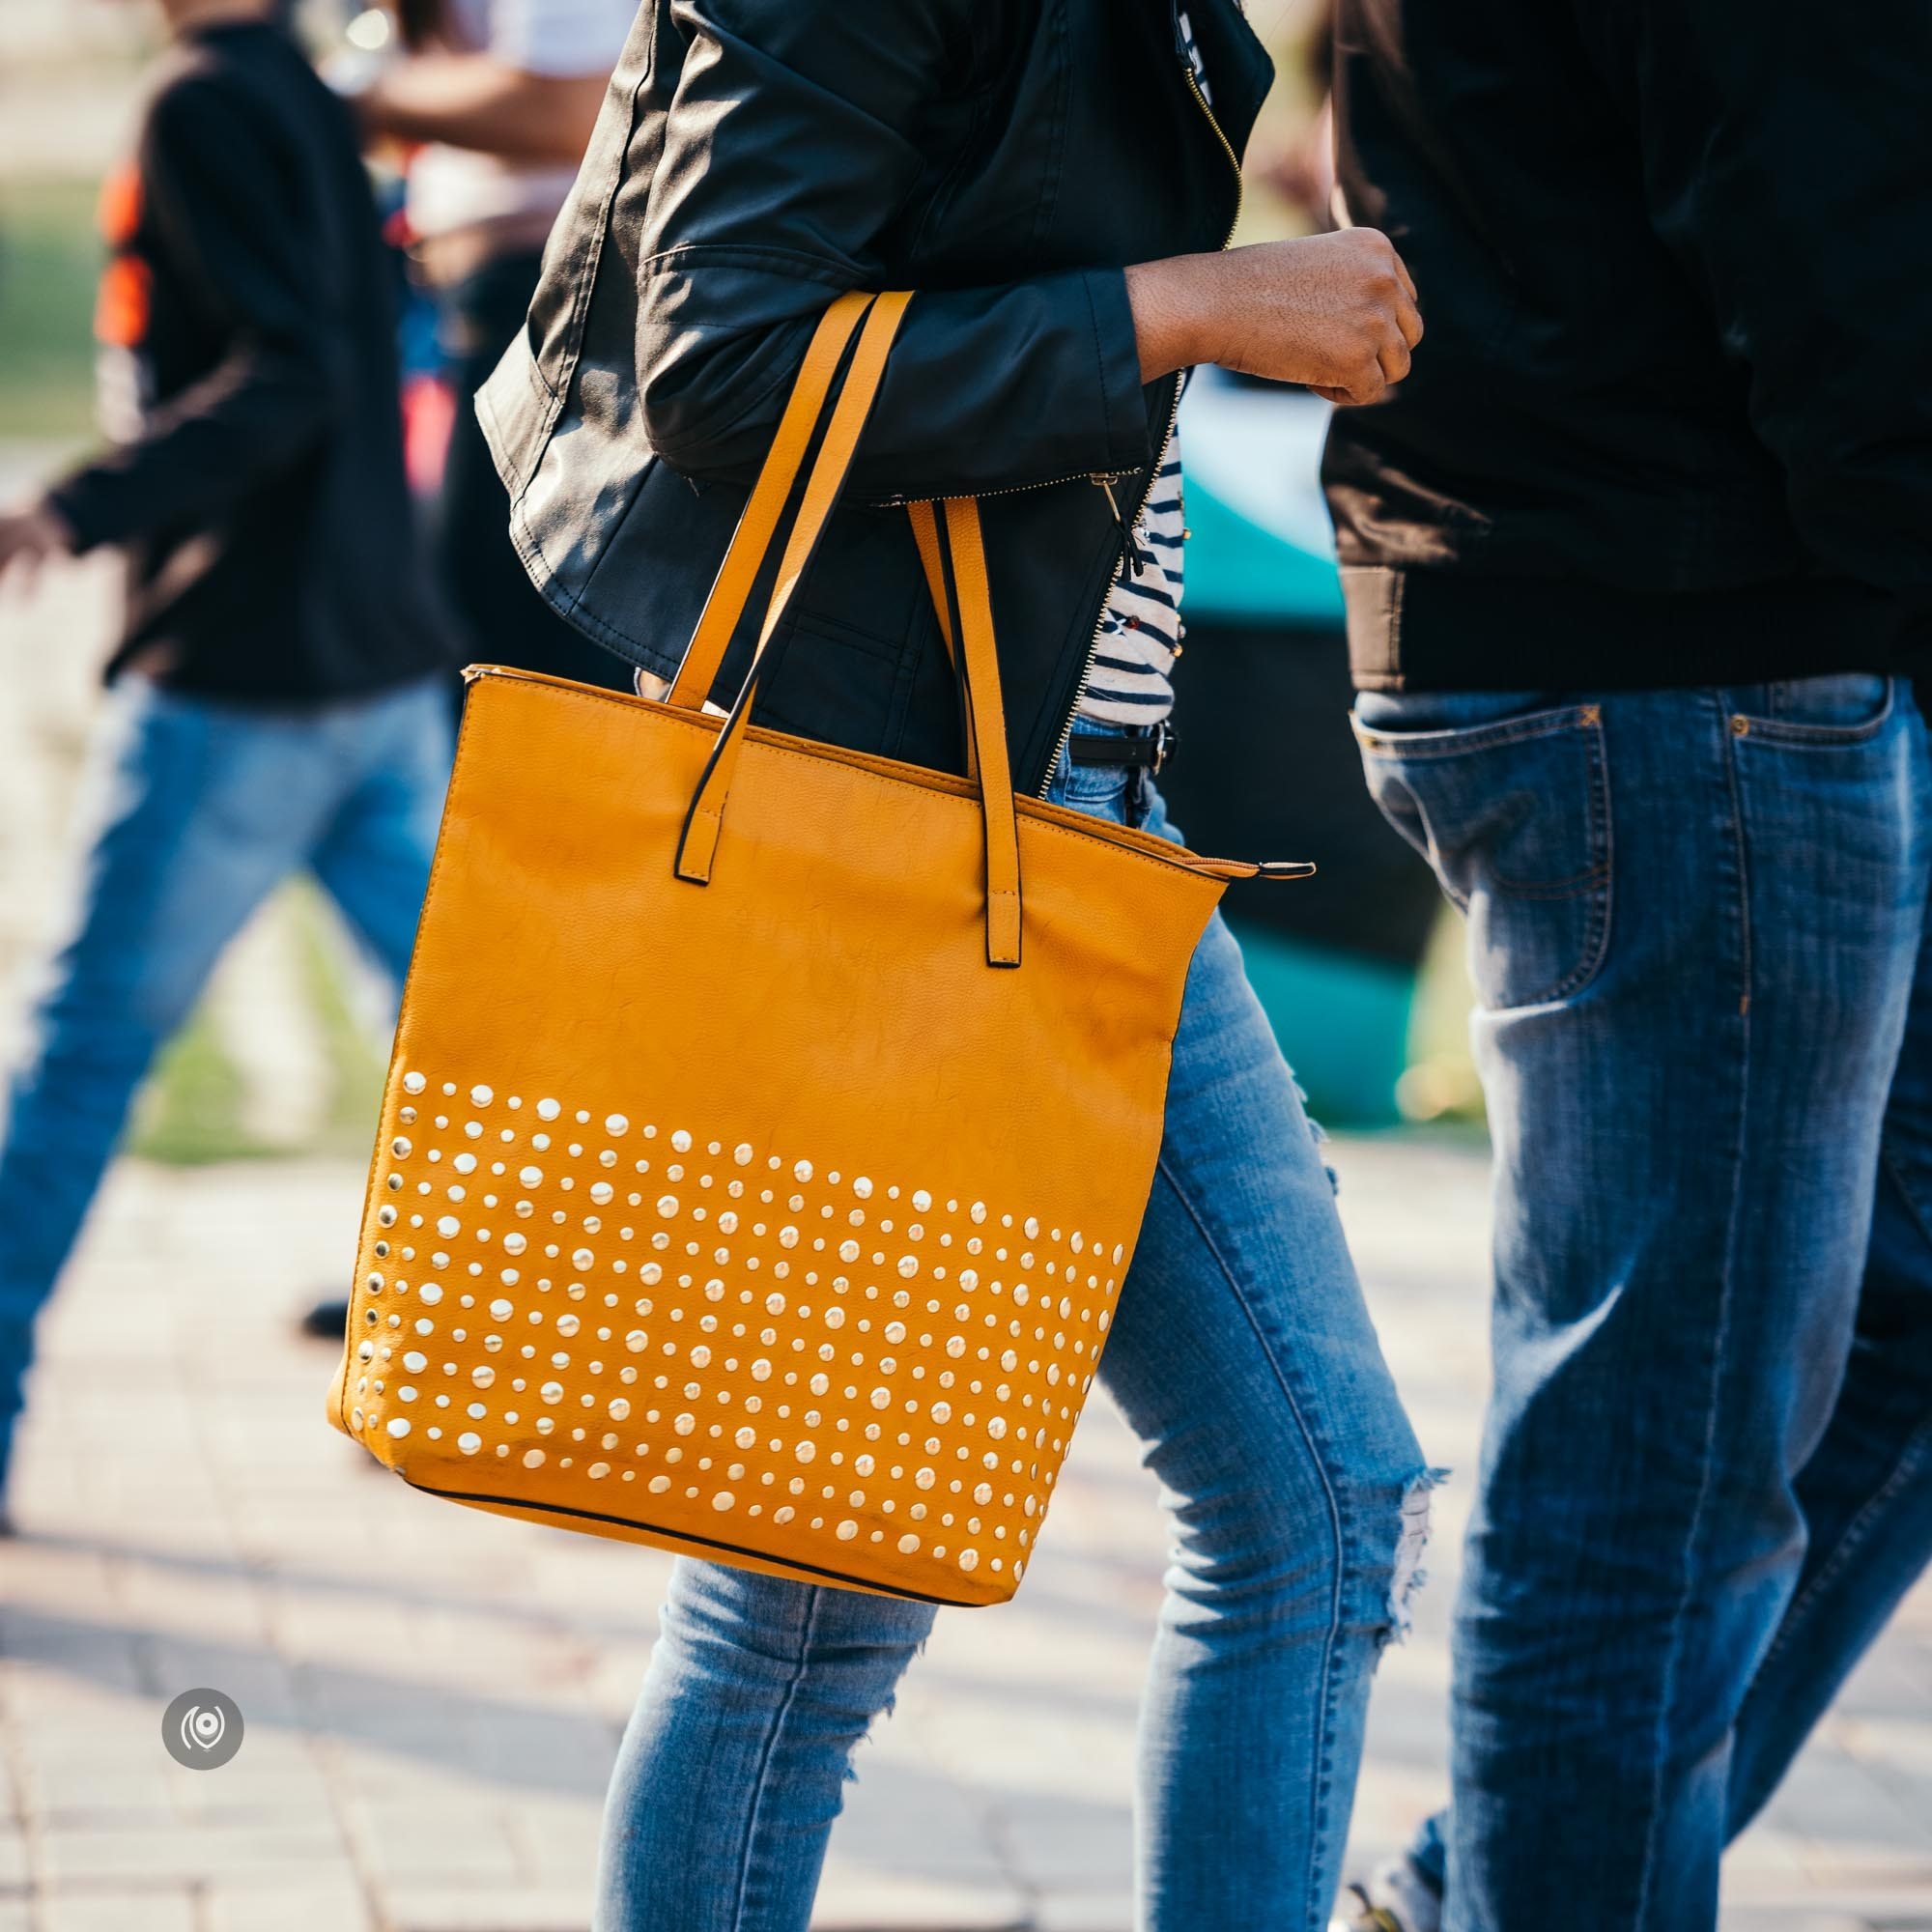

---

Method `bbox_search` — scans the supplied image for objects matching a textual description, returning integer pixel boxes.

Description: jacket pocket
[1355,702,1612,1010]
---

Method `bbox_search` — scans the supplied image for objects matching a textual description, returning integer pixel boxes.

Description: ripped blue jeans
[594,717,1431,1932]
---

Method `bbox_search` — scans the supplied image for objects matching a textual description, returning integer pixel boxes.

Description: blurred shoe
[299,1297,350,1340]
[1335,1891,1406,1932]
[1333,1859,1443,1932]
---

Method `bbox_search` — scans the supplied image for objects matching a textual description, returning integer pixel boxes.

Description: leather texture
[330,298,1274,1606]
[473,0,1274,796]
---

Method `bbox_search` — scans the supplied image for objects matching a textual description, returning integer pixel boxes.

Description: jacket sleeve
[47,76,346,553]
[632,0,1158,499]
[1585,0,1932,618]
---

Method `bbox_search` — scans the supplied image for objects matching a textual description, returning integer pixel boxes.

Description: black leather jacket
[478,0,1270,794]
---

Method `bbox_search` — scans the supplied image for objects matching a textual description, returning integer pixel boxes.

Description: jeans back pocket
[1355,702,1612,1010]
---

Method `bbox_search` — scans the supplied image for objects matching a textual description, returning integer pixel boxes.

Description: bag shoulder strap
[907,499,978,783]
[667,291,875,711]
[673,294,914,878]
[670,295,1026,968]
[940,497,1021,964]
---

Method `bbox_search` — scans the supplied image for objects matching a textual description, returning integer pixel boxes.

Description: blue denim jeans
[0,672,452,1487]
[594,717,1432,1932]
[1355,675,1932,1930]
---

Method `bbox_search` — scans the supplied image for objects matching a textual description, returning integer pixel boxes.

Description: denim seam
[1750,1388,1932,1689]
[1530,719,1615,1005]
[1351,703,1599,760]
[729,1583,826,1931]
[1151,1151,1348,1931]
[1730,677,1896,749]
[1636,696,1753,1924]
[1492,862,1610,902]
[1747,1141,1932,1678]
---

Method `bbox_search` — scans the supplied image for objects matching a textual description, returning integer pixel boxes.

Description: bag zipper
[1032,31,1243,798]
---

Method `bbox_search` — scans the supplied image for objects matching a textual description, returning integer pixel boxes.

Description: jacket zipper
[875,465,1136,514]
[1032,32,1243,798]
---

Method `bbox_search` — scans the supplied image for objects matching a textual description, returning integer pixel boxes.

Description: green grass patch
[0,176,103,442]
[127,999,268,1166]
[288,882,389,1152]
[127,885,391,1167]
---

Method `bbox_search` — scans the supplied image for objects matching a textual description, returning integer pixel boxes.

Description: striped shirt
[1075,11,1214,728]
[1074,435,1189,724]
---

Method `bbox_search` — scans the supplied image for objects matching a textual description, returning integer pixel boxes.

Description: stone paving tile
[1031,1898,1134,1932]
[204,1881,376,1932]
[382,1887,593,1932]
[808,1869,1031,1932]
[37,1823,351,1888]
[0,1144,1927,1932]
[40,1891,197,1932]
[1717,1918,1865,1932]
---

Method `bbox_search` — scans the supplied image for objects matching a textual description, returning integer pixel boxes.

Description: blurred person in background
[1325,0,1932,1926]
[0,0,455,1530]
[287,0,636,1341]
[351,0,636,693]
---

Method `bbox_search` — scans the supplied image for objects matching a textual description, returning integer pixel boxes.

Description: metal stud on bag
[348,1078,1128,1586]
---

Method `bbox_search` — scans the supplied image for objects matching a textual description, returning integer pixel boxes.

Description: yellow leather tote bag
[328,291,1302,1605]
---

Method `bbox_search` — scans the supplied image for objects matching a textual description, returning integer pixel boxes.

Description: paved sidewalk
[2,1136,1928,1932]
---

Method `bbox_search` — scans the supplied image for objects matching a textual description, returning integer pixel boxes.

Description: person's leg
[1055,728,1432,1929]
[595,1559,935,1932]
[306,674,454,989]
[1108,908,1432,1925]
[1724,867,1932,1833]
[0,681,335,1487]
[1353,674,1930,1931]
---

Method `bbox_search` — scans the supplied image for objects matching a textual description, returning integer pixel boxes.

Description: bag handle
[670,291,911,878]
[670,293,1025,967]
[666,290,876,712]
[935,497,1023,963]
[907,499,978,783]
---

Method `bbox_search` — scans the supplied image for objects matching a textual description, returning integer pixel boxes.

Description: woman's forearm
[360,55,605,163]
[1126,231,1424,407]
[1122,255,1223,383]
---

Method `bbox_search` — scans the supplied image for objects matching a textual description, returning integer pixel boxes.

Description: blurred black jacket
[47,21,452,701]
[1322,0,1932,692]
[477,0,1269,792]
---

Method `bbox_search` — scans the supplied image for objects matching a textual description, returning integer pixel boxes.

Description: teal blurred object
[1227,921,1417,1128]
[1180,375,1345,626]
[1171,374,1428,1126]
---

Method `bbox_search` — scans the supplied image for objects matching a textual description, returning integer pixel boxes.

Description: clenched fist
[0,497,76,596]
[1126,228,1423,407]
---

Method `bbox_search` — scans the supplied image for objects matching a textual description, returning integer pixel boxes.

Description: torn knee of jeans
[841,1631,929,1779]
[1383,1467,1449,1647]
[844,1687,900,1784]
[1290,1076,1341,1194]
